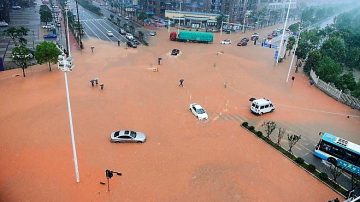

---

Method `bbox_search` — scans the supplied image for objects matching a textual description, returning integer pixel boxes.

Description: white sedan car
[220,39,231,45]
[110,130,146,143]
[189,103,208,120]
[107,31,114,37]
[125,33,134,40]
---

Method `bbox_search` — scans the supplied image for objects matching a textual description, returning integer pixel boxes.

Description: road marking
[277,103,360,118]
[86,20,114,42]
[102,20,129,42]
[82,21,101,40]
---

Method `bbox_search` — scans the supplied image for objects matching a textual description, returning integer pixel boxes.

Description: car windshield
[196,108,205,114]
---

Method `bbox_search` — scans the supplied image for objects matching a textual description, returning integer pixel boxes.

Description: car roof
[191,103,203,109]
[252,98,272,105]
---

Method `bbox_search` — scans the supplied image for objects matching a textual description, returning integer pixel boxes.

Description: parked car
[148,31,156,36]
[132,39,140,45]
[43,23,55,29]
[56,22,61,27]
[43,33,57,39]
[126,41,137,48]
[171,49,180,55]
[118,28,126,35]
[220,39,231,45]
[0,21,8,27]
[237,41,247,46]
[124,16,129,20]
[125,33,134,40]
[12,6,21,9]
[110,130,146,143]
[189,103,208,120]
[107,31,114,37]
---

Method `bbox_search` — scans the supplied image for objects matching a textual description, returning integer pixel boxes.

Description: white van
[250,98,275,115]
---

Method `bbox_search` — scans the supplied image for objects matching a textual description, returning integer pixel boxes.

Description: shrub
[306,164,316,173]
[295,157,305,164]
[319,172,328,181]
[248,126,255,131]
[256,131,263,137]
[242,122,249,127]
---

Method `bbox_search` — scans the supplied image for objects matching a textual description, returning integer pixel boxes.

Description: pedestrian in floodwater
[179,79,184,87]
[100,84,104,90]
[90,80,95,87]
[118,40,120,46]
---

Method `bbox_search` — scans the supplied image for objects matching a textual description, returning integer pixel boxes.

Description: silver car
[110,130,146,143]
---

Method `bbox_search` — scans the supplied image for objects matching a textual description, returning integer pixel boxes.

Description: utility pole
[75,0,83,49]
[242,0,248,33]
[177,1,182,34]
[276,0,292,66]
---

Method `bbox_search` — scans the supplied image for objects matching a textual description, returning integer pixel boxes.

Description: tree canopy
[35,41,61,71]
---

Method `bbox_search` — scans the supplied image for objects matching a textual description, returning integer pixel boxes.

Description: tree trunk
[48,61,52,71]
[22,67,26,77]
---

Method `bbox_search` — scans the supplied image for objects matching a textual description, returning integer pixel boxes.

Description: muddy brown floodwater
[1,25,358,202]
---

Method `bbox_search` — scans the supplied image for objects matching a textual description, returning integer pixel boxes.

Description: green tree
[34,41,61,72]
[138,31,144,42]
[288,22,301,33]
[315,56,342,82]
[320,37,346,64]
[352,82,360,99]
[40,5,53,24]
[303,50,321,74]
[335,73,357,91]
[284,36,296,58]
[345,47,360,71]
[216,14,227,29]
[137,11,147,22]
[4,26,29,46]
[12,45,32,77]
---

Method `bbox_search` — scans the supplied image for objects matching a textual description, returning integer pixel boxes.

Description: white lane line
[86,19,114,42]
[102,20,128,41]
[82,20,101,39]
[276,103,360,118]
[95,20,122,42]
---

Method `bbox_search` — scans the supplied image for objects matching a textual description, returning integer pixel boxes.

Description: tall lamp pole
[286,24,302,82]
[59,5,80,183]
[177,1,182,34]
[75,0,83,49]
[276,0,292,66]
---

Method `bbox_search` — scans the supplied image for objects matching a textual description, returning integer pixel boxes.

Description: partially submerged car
[171,49,180,55]
[110,130,146,143]
[189,103,208,120]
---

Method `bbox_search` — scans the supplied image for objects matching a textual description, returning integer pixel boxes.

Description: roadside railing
[310,70,360,110]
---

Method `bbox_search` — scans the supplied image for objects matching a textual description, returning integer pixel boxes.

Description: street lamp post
[276,0,292,66]
[177,1,182,34]
[58,5,80,183]
[286,24,302,82]
[75,0,83,49]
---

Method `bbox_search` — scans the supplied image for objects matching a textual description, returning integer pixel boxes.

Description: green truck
[170,30,213,43]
